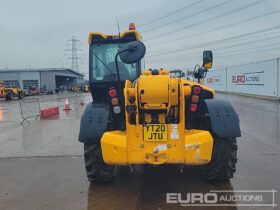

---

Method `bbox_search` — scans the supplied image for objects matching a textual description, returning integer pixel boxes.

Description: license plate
[143,124,168,141]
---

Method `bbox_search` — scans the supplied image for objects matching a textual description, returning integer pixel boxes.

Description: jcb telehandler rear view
[79,24,241,183]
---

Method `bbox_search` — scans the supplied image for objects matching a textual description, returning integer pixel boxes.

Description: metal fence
[19,98,40,124]
[19,92,85,123]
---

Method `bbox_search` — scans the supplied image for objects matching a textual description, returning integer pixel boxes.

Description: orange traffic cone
[63,96,72,111]
[80,95,85,106]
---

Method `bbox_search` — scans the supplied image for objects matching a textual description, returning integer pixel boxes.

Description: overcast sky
[1,0,280,77]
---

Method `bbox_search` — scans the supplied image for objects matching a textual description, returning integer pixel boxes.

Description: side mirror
[119,41,146,64]
[203,50,213,69]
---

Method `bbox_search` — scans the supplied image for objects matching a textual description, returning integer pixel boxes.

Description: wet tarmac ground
[0,93,279,210]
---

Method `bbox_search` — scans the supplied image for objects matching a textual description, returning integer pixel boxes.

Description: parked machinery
[79,24,241,183]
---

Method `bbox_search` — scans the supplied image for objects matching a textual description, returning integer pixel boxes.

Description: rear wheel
[84,143,115,184]
[201,137,237,181]
[18,91,24,99]
[5,91,13,100]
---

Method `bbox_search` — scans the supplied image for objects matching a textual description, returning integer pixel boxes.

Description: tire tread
[84,143,115,184]
[201,138,238,181]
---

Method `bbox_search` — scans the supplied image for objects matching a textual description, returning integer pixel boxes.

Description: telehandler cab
[79,24,241,183]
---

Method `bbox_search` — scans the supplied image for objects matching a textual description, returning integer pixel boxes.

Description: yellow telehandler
[0,81,24,100]
[79,24,241,183]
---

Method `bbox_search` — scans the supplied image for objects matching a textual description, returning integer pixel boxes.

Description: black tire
[18,91,24,99]
[84,143,115,184]
[201,137,237,181]
[5,92,13,100]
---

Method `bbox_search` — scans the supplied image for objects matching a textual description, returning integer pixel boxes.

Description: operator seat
[105,62,131,81]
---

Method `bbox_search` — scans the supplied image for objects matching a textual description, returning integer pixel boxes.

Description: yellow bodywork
[88,30,142,44]
[0,81,23,99]
[0,81,5,97]
[101,70,215,165]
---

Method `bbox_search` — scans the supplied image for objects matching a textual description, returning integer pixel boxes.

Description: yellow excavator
[79,24,241,183]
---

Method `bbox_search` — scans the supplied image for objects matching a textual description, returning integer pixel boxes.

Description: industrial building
[0,68,84,92]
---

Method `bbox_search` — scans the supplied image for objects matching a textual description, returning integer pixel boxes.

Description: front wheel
[84,143,115,184]
[201,137,237,181]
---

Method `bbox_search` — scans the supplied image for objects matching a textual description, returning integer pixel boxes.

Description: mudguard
[78,102,109,143]
[203,99,241,138]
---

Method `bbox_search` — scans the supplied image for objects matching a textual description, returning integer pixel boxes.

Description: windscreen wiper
[92,52,116,76]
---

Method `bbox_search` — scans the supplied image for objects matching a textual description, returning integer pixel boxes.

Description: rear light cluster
[192,86,202,95]
[189,85,202,112]
[108,87,121,114]
[108,88,117,97]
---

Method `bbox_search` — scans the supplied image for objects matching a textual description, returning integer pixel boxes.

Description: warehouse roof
[0,68,84,77]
